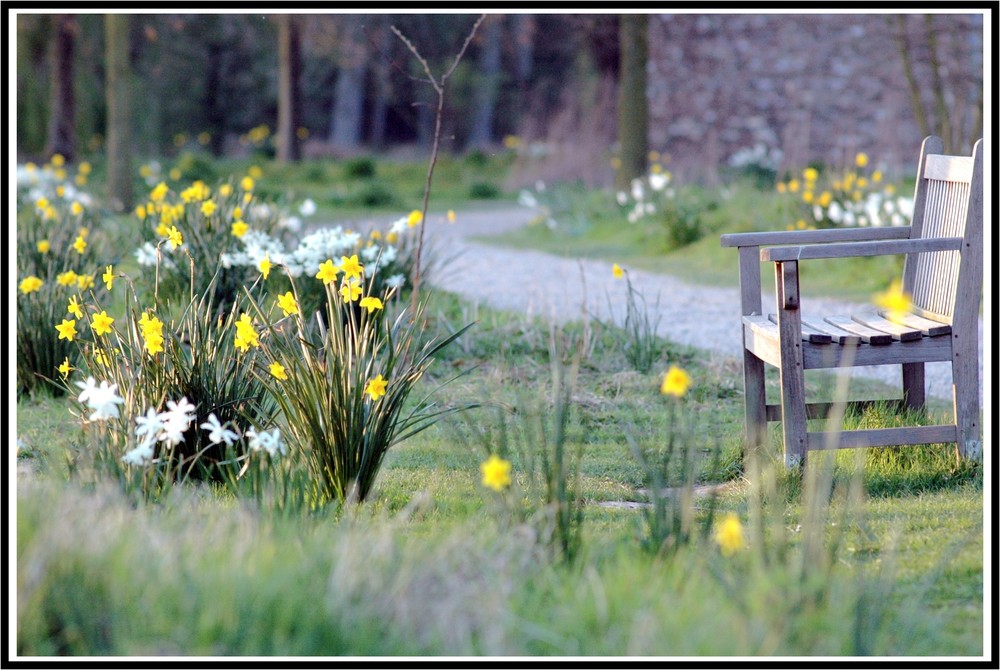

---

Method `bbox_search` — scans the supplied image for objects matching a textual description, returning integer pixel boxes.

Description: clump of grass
[607,266,662,373]
[249,263,473,505]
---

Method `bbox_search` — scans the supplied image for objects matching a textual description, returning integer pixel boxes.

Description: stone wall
[646,13,983,181]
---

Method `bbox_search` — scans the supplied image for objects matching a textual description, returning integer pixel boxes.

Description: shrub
[468,181,501,199]
[615,171,708,251]
[344,156,377,179]
[352,181,397,208]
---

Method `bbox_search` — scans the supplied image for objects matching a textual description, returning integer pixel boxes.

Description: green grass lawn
[15,289,984,657]
[15,153,985,657]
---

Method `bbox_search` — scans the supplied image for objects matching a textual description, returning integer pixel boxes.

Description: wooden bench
[720,136,983,466]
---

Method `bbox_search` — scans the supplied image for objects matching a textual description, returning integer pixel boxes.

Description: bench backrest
[903,136,984,326]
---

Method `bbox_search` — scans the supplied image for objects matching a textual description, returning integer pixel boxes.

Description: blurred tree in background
[14,12,984,187]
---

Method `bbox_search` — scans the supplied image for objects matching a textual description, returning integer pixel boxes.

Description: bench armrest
[720,226,911,248]
[760,237,963,262]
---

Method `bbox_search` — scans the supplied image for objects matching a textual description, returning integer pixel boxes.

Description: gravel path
[339,204,986,402]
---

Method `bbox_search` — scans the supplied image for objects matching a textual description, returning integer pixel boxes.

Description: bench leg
[901,362,925,412]
[775,261,808,468]
[952,349,981,461]
[743,348,767,454]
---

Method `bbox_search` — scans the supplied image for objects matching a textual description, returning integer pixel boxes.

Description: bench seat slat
[880,310,951,337]
[767,314,832,343]
[799,316,861,345]
[852,311,923,342]
[823,316,894,345]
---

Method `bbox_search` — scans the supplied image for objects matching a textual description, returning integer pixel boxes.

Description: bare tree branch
[391,14,487,311]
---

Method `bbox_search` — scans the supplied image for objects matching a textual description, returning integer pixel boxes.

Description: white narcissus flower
[201,413,240,447]
[76,377,125,422]
[298,199,316,216]
[246,427,286,457]
[123,442,155,466]
[134,407,166,442]
[159,397,197,446]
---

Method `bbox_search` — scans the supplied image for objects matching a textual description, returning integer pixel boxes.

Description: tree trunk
[512,14,535,87]
[466,15,503,149]
[616,14,648,190]
[369,19,393,150]
[45,14,76,162]
[276,14,302,162]
[105,14,132,211]
[330,17,367,149]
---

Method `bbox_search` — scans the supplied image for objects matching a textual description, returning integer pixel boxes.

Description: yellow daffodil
[57,270,78,286]
[166,225,183,250]
[150,182,169,202]
[76,274,95,290]
[67,295,83,318]
[71,201,84,216]
[661,365,692,398]
[79,161,91,175]
[612,263,624,279]
[58,357,73,380]
[103,265,115,291]
[480,454,512,492]
[144,334,165,356]
[73,236,87,254]
[855,152,869,168]
[365,374,388,401]
[406,210,423,227]
[803,167,819,182]
[234,314,259,352]
[19,276,44,294]
[51,153,65,167]
[241,176,255,191]
[259,253,272,280]
[714,513,746,557]
[447,209,456,223]
[231,220,249,238]
[315,259,340,285]
[339,254,364,280]
[248,165,263,179]
[91,310,115,336]
[277,291,299,317]
[37,239,51,254]
[340,279,362,303]
[873,279,912,321]
[269,361,288,381]
[359,296,384,313]
[55,318,77,342]
[201,200,217,216]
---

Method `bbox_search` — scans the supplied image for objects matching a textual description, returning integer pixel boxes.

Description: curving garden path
[342,204,987,403]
